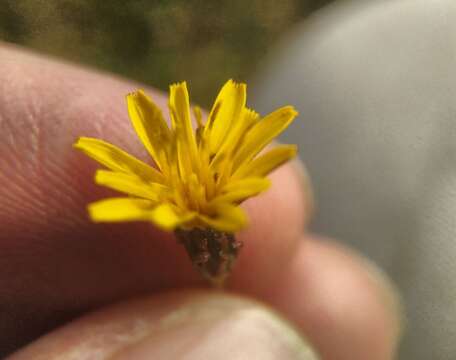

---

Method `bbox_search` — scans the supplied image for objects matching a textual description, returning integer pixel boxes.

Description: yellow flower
[74,80,298,233]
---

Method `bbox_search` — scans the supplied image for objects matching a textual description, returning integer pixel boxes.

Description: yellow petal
[169,82,198,177]
[232,145,297,180]
[204,80,246,154]
[210,177,270,204]
[210,108,259,173]
[89,198,192,231]
[209,178,271,206]
[126,90,171,171]
[232,106,298,171]
[225,107,259,151]
[193,106,204,128]
[187,173,206,209]
[74,137,165,183]
[199,203,247,232]
[193,106,205,147]
[150,203,195,231]
[95,170,169,201]
[196,130,216,199]
[88,197,155,222]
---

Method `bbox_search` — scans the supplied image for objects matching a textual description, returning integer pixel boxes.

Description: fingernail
[111,292,319,360]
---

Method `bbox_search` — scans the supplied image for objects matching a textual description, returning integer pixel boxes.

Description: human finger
[8,291,318,360]
[0,44,310,355]
[236,236,403,360]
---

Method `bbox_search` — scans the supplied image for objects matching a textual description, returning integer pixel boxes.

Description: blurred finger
[8,237,402,360]
[239,237,403,360]
[8,291,318,360]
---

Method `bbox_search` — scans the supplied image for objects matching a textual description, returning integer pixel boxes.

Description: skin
[0,43,401,359]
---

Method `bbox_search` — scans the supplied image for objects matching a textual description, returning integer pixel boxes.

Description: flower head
[74,80,298,233]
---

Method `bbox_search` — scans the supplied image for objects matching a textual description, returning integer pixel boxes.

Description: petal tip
[93,169,106,184]
[289,144,299,155]
[170,81,188,91]
[87,203,102,222]
[73,138,82,149]
[73,136,92,150]
[284,105,299,116]
[126,89,147,102]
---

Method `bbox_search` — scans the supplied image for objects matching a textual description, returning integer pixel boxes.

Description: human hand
[1,44,401,360]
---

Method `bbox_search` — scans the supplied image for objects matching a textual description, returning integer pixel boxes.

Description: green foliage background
[0,0,332,106]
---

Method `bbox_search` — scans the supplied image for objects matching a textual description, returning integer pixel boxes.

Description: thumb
[8,291,318,360]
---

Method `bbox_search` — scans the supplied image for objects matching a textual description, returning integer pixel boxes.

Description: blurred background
[0,0,332,107]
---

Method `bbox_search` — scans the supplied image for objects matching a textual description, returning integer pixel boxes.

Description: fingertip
[231,158,313,290]
[0,45,316,355]
[261,237,402,360]
[9,291,319,360]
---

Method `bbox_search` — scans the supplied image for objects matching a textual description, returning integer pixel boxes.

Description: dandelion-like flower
[75,80,298,285]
